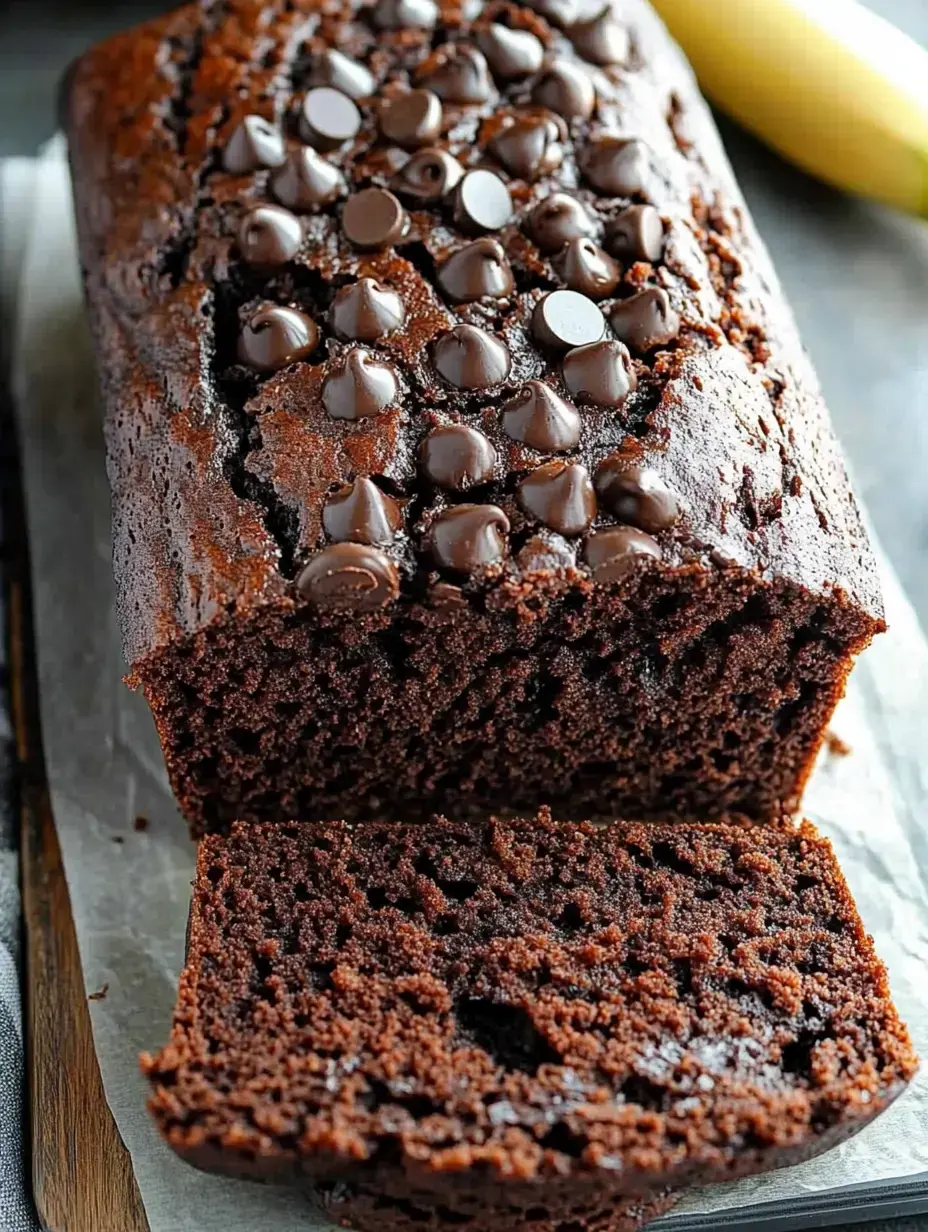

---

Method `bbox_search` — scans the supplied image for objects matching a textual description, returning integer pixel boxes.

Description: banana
[649,0,928,216]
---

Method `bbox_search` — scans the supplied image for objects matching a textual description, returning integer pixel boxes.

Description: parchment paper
[11,144,928,1232]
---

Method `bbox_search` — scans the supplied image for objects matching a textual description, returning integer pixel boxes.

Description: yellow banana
[649,0,928,216]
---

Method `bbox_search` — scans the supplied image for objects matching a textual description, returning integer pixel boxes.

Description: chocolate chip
[322,349,399,420]
[299,87,362,151]
[269,147,346,211]
[432,324,511,388]
[380,89,443,149]
[372,0,438,29]
[452,169,513,233]
[427,504,510,572]
[531,62,596,120]
[517,534,576,573]
[391,147,465,202]
[420,424,497,489]
[309,49,375,99]
[419,45,493,104]
[594,460,680,533]
[524,193,598,254]
[342,187,409,249]
[532,289,605,350]
[237,205,303,267]
[237,306,319,372]
[297,542,399,610]
[584,526,660,582]
[477,24,544,80]
[329,278,406,341]
[553,238,620,299]
[524,0,578,28]
[489,114,565,181]
[323,476,403,544]
[222,115,286,174]
[437,238,514,302]
[609,287,680,352]
[501,381,581,452]
[581,135,650,196]
[429,580,468,610]
[569,9,630,65]
[562,339,637,407]
[605,204,665,263]
[518,460,596,536]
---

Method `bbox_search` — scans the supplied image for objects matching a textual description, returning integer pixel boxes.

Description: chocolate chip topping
[308,49,375,100]
[342,187,409,249]
[569,9,630,65]
[477,24,545,80]
[419,45,493,104]
[380,89,443,149]
[610,287,681,352]
[329,278,406,341]
[584,525,661,582]
[372,0,438,29]
[323,476,403,544]
[299,87,363,150]
[525,0,578,26]
[581,135,650,196]
[222,115,286,175]
[561,338,637,407]
[532,289,605,350]
[431,324,512,389]
[296,542,399,610]
[518,460,596,536]
[269,147,345,211]
[420,424,497,489]
[428,580,468,610]
[322,349,399,420]
[531,62,596,120]
[427,504,510,572]
[437,238,514,302]
[516,533,577,573]
[237,306,319,372]
[524,194,598,254]
[237,205,303,268]
[553,237,621,299]
[594,460,681,533]
[501,381,581,452]
[605,204,665,263]
[391,148,465,202]
[452,169,513,233]
[489,114,565,181]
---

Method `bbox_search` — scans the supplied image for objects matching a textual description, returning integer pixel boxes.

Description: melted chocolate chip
[222,115,286,174]
[581,135,650,196]
[594,460,681,533]
[554,238,621,299]
[392,148,465,202]
[269,147,345,211]
[489,115,565,181]
[477,24,544,80]
[309,49,375,99]
[437,238,514,302]
[584,526,661,582]
[501,381,581,452]
[532,289,605,350]
[569,9,630,65]
[372,0,438,29]
[420,424,497,489]
[323,476,403,544]
[524,193,598,254]
[420,45,493,104]
[605,204,665,263]
[237,306,319,372]
[609,287,681,352]
[562,339,637,407]
[322,349,399,420]
[427,504,510,572]
[452,169,513,233]
[517,534,576,573]
[531,62,596,120]
[237,205,303,267]
[300,87,363,151]
[432,325,511,389]
[380,89,443,149]
[297,542,399,610]
[518,460,596,536]
[342,187,409,249]
[329,278,406,341]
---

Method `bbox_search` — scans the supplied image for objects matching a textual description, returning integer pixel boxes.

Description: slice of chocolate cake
[143,815,916,1231]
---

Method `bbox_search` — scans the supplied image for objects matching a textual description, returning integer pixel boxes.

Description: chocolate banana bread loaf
[66,0,882,833]
[142,814,916,1230]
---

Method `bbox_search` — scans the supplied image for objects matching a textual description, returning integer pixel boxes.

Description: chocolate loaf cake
[66,0,882,833]
[142,815,916,1230]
